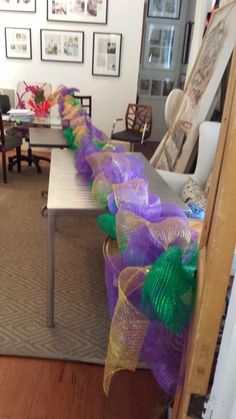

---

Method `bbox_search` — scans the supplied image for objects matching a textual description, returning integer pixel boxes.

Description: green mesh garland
[142,246,198,333]
[93,140,105,149]
[63,127,77,150]
[98,213,117,239]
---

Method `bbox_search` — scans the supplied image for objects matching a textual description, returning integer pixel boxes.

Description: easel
[172,47,236,418]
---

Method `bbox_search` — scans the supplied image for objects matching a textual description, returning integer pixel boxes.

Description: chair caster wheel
[41,204,48,216]
[41,190,48,198]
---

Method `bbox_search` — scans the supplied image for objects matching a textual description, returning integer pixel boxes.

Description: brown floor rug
[0,164,110,363]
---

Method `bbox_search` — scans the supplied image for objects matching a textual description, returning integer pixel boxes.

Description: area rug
[0,164,110,364]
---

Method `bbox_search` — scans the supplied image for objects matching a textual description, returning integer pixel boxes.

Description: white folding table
[47,149,189,327]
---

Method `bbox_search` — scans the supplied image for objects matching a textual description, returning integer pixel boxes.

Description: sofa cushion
[181,177,207,210]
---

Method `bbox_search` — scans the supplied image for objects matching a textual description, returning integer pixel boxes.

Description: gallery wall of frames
[138,0,196,142]
[2,0,122,76]
[0,0,144,136]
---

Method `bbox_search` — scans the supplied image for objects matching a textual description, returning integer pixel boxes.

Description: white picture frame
[47,0,108,24]
[0,0,36,12]
[5,27,32,60]
[144,22,179,70]
[40,29,84,63]
[92,32,122,77]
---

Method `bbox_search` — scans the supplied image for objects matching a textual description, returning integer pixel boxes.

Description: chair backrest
[0,95,11,114]
[194,121,221,186]
[164,88,184,128]
[0,110,6,148]
[73,95,92,117]
[125,104,152,134]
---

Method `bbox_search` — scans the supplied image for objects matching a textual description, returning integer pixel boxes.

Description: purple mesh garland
[63,91,196,395]
[57,85,80,129]
[104,254,126,318]
[101,155,144,184]
[75,138,100,176]
[75,143,123,177]
[123,224,165,266]
[140,319,188,395]
[86,153,144,183]
[108,178,153,218]
[123,219,198,267]
[104,255,188,395]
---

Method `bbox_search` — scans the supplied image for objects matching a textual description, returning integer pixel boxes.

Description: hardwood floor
[0,357,169,419]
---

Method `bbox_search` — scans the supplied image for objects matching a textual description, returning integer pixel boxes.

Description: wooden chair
[111,103,152,151]
[72,95,92,117]
[0,110,22,183]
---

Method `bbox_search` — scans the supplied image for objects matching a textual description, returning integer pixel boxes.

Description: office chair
[0,95,11,115]
[0,110,22,183]
[72,95,92,117]
[8,81,52,174]
[111,103,152,151]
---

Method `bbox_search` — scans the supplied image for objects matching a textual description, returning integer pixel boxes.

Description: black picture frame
[40,29,84,63]
[0,0,36,12]
[148,0,181,19]
[5,27,32,60]
[92,32,122,77]
[182,21,194,64]
[47,0,108,24]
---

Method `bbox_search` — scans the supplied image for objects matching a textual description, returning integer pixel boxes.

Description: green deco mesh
[142,246,198,333]
[63,127,77,150]
[98,213,117,239]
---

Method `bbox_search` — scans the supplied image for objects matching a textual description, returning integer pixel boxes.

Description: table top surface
[29,127,68,148]
[47,149,189,213]
[3,113,61,127]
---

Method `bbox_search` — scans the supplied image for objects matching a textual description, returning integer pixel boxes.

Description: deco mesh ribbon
[142,246,198,333]
[103,266,149,395]
[52,86,199,396]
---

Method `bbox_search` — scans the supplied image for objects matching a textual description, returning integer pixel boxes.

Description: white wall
[0,0,144,136]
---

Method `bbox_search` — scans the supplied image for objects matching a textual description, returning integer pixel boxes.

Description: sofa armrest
[157,170,191,196]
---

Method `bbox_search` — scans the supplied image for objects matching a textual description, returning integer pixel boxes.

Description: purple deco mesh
[87,152,144,183]
[104,254,188,395]
[104,253,126,318]
[140,319,188,395]
[73,124,195,396]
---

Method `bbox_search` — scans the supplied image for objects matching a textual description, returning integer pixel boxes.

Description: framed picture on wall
[151,79,162,96]
[148,0,181,19]
[139,78,151,95]
[162,77,174,96]
[92,32,122,77]
[5,27,32,59]
[178,72,186,90]
[182,21,194,64]
[47,0,108,24]
[143,22,179,70]
[0,0,36,12]
[40,29,84,63]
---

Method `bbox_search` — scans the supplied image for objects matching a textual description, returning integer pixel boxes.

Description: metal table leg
[48,209,56,327]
